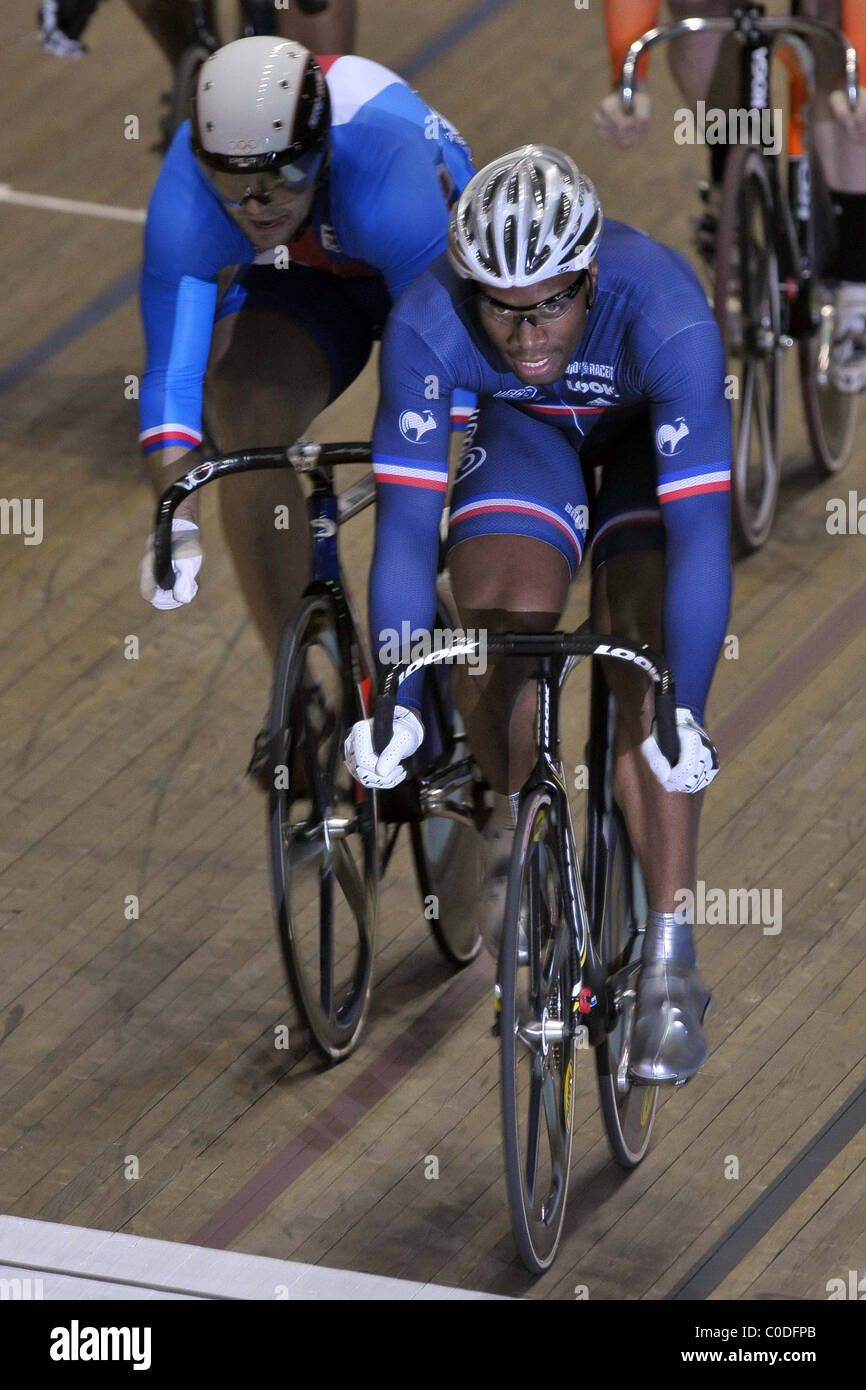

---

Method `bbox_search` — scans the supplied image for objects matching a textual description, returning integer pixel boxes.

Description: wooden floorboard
[1,0,863,1300]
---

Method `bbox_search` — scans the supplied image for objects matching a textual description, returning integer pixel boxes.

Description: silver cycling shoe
[629,915,712,1086]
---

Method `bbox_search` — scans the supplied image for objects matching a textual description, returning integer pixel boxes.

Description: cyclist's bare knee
[449,534,570,620]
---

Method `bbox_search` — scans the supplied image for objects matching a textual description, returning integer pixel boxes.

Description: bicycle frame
[619,6,860,341]
[377,628,678,1047]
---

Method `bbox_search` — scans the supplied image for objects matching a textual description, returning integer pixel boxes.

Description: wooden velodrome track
[1,0,864,1301]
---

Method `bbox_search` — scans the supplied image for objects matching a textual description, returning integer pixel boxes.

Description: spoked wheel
[409,635,482,967]
[594,802,657,1166]
[268,589,377,1064]
[799,284,859,475]
[500,789,576,1274]
[714,144,783,552]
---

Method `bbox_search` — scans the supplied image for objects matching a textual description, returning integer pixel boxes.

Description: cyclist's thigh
[587,415,666,721]
[206,263,389,443]
[446,399,587,612]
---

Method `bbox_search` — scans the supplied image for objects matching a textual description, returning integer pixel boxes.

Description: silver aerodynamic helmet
[448,145,603,289]
[191,37,330,195]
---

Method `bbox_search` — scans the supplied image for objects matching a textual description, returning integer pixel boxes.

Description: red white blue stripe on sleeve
[657,463,731,503]
[373,455,449,491]
[139,423,203,454]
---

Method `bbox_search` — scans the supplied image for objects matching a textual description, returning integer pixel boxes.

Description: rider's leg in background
[121,0,199,68]
[205,308,325,662]
[799,0,866,389]
[273,0,357,53]
[665,0,738,108]
[589,549,703,915]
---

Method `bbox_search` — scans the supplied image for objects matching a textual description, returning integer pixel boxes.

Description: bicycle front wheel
[594,803,657,1167]
[268,588,377,1063]
[409,634,482,967]
[714,144,783,552]
[500,788,576,1274]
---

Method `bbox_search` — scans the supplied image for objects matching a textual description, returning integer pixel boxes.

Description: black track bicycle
[620,5,860,550]
[376,626,679,1274]
[153,440,482,1065]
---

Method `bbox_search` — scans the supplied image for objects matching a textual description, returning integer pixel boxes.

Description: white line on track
[0,184,146,224]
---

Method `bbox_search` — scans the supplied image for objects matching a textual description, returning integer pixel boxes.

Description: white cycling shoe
[830,281,866,393]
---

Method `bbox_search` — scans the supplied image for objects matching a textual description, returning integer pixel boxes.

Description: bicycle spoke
[332,836,367,933]
[523,1057,544,1210]
[319,853,334,1017]
[541,1065,565,1184]
[737,362,755,466]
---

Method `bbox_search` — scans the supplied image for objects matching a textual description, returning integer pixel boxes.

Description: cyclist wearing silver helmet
[346,145,733,1085]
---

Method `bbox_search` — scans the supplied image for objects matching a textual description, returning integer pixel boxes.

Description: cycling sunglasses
[475,272,587,327]
[195,145,326,208]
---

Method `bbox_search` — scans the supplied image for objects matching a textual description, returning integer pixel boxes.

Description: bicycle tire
[268,588,377,1064]
[593,805,657,1167]
[408,602,482,967]
[587,675,657,1166]
[500,787,576,1274]
[166,43,212,143]
[714,143,783,552]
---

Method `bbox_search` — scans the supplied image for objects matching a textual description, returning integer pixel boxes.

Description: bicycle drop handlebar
[151,439,372,591]
[618,12,859,113]
[373,632,680,767]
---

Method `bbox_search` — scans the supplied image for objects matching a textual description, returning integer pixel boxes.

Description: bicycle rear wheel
[587,675,657,1166]
[500,788,576,1274]
[714,144,783,552]
[268,588,377,1063]
[166,44,211,142]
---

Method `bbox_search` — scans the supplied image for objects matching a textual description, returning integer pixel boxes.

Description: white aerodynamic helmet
[448,145,603,289]
[192,37,329,185]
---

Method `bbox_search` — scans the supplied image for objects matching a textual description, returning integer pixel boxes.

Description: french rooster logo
[399,409,438,443]
[656,416,690,456]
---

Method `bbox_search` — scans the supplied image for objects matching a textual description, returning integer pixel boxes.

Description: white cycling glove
[593,89,652,149]
[344,705,425,790]
[139,517,202,610]
[641,707,719,794]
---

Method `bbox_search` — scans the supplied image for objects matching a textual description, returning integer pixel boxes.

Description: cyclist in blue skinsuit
[345,146,733,1085]
[137,36,474,773]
